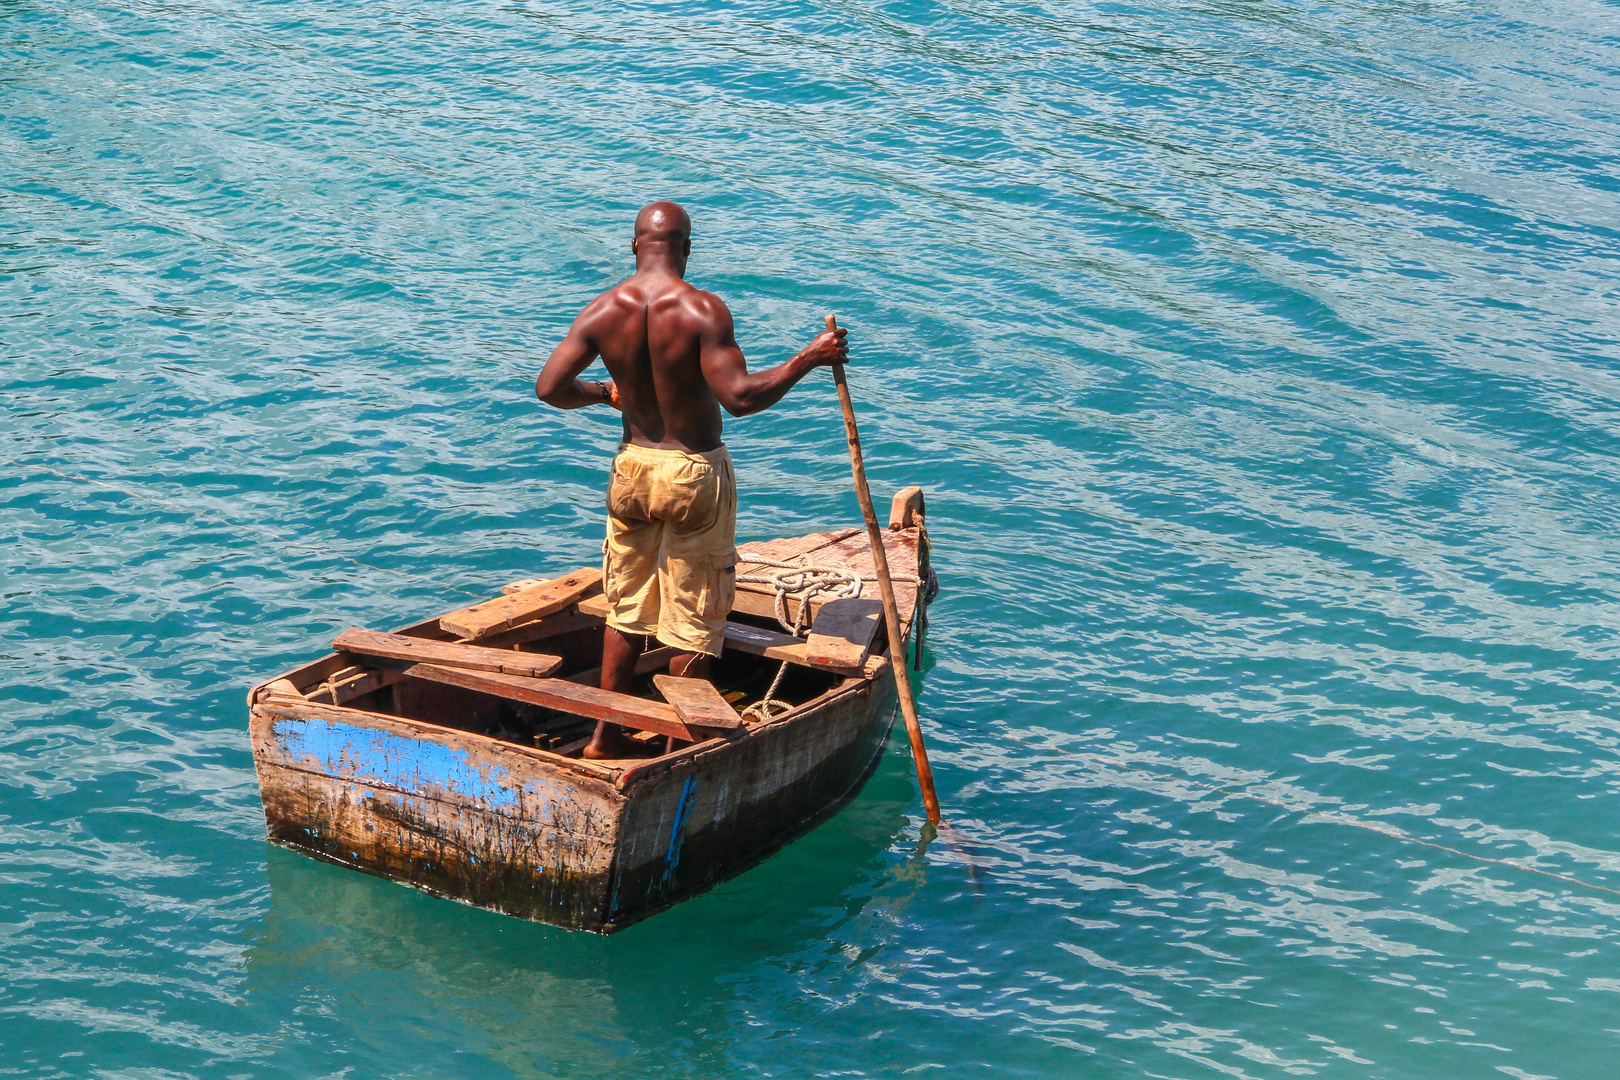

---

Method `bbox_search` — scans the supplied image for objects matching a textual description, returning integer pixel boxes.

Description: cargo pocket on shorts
[699,553,738,624]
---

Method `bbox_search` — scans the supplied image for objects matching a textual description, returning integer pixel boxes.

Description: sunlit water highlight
[5,1,1620,1076]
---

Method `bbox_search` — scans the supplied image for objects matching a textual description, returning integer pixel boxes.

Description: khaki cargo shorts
[602,443,738,657]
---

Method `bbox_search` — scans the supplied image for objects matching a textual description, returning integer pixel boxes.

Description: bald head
[634,201,691,246]
[631,201,692,276]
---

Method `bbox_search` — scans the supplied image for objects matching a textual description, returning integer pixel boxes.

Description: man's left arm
[699,298,846,417]
[534,316,621,410]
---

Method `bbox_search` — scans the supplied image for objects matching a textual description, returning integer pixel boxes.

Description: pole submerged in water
[825,313,942,826]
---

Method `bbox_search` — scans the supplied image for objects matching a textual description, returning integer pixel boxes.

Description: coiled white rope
[736,554,864,628]
[734,552,865,721]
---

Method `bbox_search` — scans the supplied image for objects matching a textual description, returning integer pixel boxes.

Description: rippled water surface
[6,0,1620,1076]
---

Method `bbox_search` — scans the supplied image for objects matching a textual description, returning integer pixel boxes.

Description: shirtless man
[534,201,848,759]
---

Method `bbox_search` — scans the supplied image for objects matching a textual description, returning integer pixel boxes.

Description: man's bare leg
[583,626,646,759]
[668,651,709,680]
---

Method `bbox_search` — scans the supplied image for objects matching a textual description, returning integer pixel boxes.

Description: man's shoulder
[573,280,643,331]
[681,287,735,330]
[583,279,643,313]
[688,287,731,314]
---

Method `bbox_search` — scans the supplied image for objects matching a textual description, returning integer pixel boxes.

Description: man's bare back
[533,201,847,451]
[533,201,846,759]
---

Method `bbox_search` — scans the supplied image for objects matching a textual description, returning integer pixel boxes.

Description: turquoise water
[6,0,1620,1075]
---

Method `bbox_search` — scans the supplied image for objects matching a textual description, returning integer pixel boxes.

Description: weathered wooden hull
[248,637,899,933]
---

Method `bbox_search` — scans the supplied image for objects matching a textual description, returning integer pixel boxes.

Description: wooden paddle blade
[805,597,883,670]
[333,628,564,679]
[652,674,743,731]
[440,568,602,641]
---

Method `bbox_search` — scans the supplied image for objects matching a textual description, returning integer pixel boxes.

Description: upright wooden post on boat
[825,314,942,825]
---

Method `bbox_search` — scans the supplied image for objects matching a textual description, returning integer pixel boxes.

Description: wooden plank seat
[334,628,564,679]
[652,674,742,731]
[440,568,603,641]
[804,598,883,670]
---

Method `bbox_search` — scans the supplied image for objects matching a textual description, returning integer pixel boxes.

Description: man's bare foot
[582,722,642,759]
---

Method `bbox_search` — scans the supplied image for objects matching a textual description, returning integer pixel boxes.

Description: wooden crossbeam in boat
[334,628,564,679]
[473,608,600,650]
[440,568,602,641]
[719,621,829,667]
[258,664,405,707]
[379,661,727,743]
[316,669,401,705]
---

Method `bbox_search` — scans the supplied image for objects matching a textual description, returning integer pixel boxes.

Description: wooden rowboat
[246,488,934,934]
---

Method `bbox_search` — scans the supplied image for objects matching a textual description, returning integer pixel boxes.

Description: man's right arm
[698,297,848,417]
[534,307,621,411]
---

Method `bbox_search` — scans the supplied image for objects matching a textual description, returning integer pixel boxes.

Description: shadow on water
[243,749,920,1077]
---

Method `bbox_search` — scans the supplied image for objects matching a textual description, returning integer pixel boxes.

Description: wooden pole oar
[825,314,942,825]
